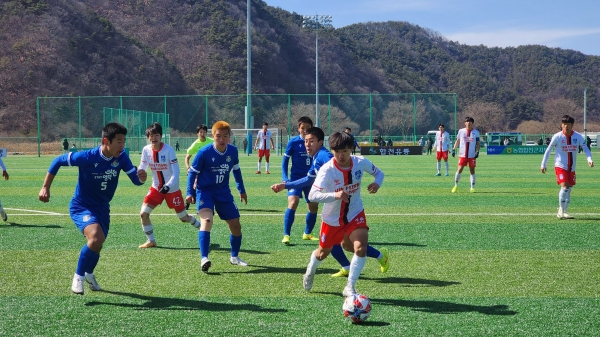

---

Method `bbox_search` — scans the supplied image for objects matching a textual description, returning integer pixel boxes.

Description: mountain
[1,0,599,137]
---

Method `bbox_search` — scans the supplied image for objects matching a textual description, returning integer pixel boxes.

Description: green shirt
[186,138,214,155]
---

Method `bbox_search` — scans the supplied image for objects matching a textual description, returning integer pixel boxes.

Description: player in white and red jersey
[302,131,385,298]
[138,123,200,248]
[541,115,594,219]
[254,122,275,174]
[434,123,451,176]
[451,116,480,193]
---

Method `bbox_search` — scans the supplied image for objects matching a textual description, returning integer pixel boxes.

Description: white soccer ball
[342,293,371,323]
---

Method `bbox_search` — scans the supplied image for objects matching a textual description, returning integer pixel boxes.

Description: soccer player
[344,127,361,155]
[451,116,480,193]
[254,122,274,174]
[38,123,147,295]
[0,154,9,222]
[275,116,318,244]
[186,121,248,272]
[541,114,594,219]
[185,124,214,172]
[137,123,201,248]
[434,123,451,176]
[302,131,385,297]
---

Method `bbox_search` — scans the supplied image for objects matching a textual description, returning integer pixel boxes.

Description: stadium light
[302,14,333,127]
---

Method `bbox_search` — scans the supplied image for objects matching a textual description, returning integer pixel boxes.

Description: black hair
[102,122,127,142]
[345,127,351,132]
[464,116,474,123]
[561,115,575,124]
[329,132,354,151]
[438,123,445,128]
[196,124,208,133]
[262,122,269,126]
[305,127,325,142]
[145,122,163,138]
[297,116,313,127]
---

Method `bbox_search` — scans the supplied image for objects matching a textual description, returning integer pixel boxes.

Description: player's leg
[224,217,248,266]
[302,190,319,240]
[166,189,201,229]
[469,161,476,192]
[256,151,263,173]
[344,227,369,297]
[264,151,270,173]
[71,207,106,294]
[303,223,340,291]
[0,199,7,222]
[139,203,157,248]
[453,159,466,192]
[436,157,441,175]
[197,207,214,272]
[282,192,301,244]
[340,236,389,273]
[444,158,449,175]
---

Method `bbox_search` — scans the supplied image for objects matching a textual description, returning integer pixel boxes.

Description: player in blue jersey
[272,127,389,277]
[38,123,147,295]
[186,121,248,273]
[275,116,319,244]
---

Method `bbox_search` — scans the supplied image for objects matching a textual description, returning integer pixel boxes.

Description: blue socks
[230,234,242,257]
[366,245,380,259]
[331,244,350,268]
[198,231,210,258]
[76,245,99,276]
[283,208,295,236]
[305,212,317,234]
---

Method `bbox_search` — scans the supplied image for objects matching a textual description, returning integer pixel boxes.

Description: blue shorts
[287,185,311,203]
[196,189,240,221]
[70,200,110,237]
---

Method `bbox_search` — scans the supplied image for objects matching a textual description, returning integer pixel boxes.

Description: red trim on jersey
[564,131,573,172]
[465,129,471,158]
[333,159,354,226]
[153,143,166,188]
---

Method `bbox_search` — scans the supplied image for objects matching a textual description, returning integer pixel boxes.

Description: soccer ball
[343,293,371,323]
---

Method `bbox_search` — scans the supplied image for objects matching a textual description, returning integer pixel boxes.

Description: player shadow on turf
[84,290,287,313]
[0,222,62,229]
[370,298,517,316]
[370,241,427,247]
[360,276,460,287]
[217,265,340,275]
[156,243,269,255]
[239,208,281,213]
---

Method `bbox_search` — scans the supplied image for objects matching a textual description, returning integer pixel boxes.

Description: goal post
[231,128,280,156]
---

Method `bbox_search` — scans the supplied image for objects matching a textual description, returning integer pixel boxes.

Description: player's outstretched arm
[38,172,55,203]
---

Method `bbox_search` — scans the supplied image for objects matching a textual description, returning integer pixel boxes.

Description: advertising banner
[361,146,422,156]
[486,145,546,155]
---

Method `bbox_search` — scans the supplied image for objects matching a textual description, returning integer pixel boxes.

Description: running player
[435,123,451,176]
[138,123,201,248]
[0,153,9,222]
[186,121,248,272]
[254,122,274,174]
[277,116,318,244]
[302,131,385,297]
[38,123,147,295]
[541,114,594,219]
[451,116,480,193]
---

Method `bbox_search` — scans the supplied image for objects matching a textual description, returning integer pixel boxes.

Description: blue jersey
[285,146,333,190]
[282,135,311,181]
[48,146,142,207]
[187,143,246,197]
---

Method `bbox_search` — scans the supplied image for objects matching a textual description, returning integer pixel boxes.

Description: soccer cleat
[72,276,84,295]
[451,186,458,193]
[302,233,319,241]
[331,268,349,278]
[230,256,248,266]
[435,172,441,176]
[445,173,449,176]
[201,257,211,273]
[138,240,157,248]
[84,273,102,291]
[378,247,390,273]
[281,235,290,245]
[303,273,315,291]
[561,213,574,219]
[557,207,564,219]
[265,171,270,174]
[255,171,261,174]
[342,283,356,297]
[470,188,476,193]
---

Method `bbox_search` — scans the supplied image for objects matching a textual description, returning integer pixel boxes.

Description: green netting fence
[34,93,458,155]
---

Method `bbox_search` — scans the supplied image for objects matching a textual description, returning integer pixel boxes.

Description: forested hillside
[1,0,599,137]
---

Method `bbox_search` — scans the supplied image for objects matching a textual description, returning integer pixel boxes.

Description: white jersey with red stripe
[541,130,592,172]
[309,156,383,227]
[456,128,480,158]
[139,142,181,191]
[435,131,450,152]
[256,130,272,150]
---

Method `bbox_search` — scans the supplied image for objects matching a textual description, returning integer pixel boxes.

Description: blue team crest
[355,170,362,181]
[160,155,166,162]
[199,200,204,206]
[111,160,119,167]
[573,138,578,144]
[83,215,91,222]
[226,156,231,162]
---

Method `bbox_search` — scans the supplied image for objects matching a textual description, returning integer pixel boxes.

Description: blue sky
[263,0,600,56]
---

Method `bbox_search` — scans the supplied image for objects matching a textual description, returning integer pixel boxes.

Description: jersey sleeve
[309,165,336,203]
[165,146,180,188]
[138,147,149,170]
[361,157,384,186]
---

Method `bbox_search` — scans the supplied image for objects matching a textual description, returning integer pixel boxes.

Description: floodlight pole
[303,14,333,127]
